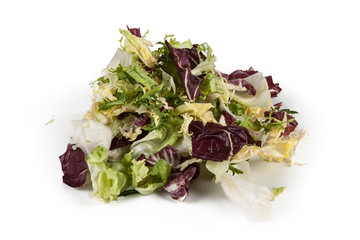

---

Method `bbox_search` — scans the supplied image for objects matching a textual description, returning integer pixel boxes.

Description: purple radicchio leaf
[222,109,236,126]
[228,79,256,96]
[265,75,282,98]
[110,130,148,150]
[137,154,146,161]
[264,110,298,136]
[146,145,180,167]
[59,144,88,188]
[165,40,203,101]
[188,121,260,161]
[284,116,298,136]
[127,25,141,37]
[117,112,129,120]
[188,44,206,69]
[228,67,258,79]
[215,70,229,80]
[134,114,151,127]
[273,102,283,109]
[163,163,200,201]
[217,67,257,95]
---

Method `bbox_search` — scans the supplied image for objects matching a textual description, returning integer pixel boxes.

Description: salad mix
[58,26,306,220]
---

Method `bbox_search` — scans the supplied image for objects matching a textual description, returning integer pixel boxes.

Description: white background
[1,0,359,239]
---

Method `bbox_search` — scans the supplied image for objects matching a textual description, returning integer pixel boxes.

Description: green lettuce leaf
[131,159,172,195]
[123,65,158,89]
[130,116,182,159]
[98,169,128,200]
[205,160,230,183]
[200,72,218,97]
[271,186,287,200]
[86,146,130,201]
[191,43,216,76]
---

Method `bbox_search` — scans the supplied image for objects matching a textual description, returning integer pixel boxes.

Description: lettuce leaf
[174,102,216,124]
[232,72,272,108]
[130,116,182,159]
[218,71,272,108]
[104,48,133,75]
[86,146,130,201]
[205,160,230,183]
[127,25,141,37]
[146,145,180,167]
[271,186,286,200]
[59,144,88,188]
[188,121,260,161]
[265,76,282,98]
[190,44,216,76]
[165,40,203,101]
[221,173,273,221]
[71,120,112,156]
[122,65,158,89]
[163,163,200,201]
[131,159,172,195]
[119,29,156,68]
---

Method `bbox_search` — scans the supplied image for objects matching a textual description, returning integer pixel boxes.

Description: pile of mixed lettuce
[59,26,305,220]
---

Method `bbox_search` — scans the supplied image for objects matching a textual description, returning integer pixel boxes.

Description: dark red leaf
[146,145,180,167]
[264,110,298,136]
[165,40,203,101]
[188,121,260,161]
[110,130,148,150]
[59,144,87,188]
[163,163,200,201]
[265,75,282,98]
[222,110,236,125]
[127,25,141,37]
[228,67,258,79]
[134,114,151,127]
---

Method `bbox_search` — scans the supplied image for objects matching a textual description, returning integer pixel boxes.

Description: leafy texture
[264,110,298,136]
[205,160,230,183]
[188,121,260,161]
[58,27,305,216]
[219,68,258,95]
[59,144,88,187]
[86,146,129,201]
[258,130,306,164]
[131,159,172,195]
[71,120,112,156]
[231,72,272,108]
[221,173,273,221]
[163,163,200,201]
[130,116,182,159]
[271,186,287,200]
[165,40,203,101]
[127,25,141,37]
[134,114,151,127]
[119,29,156,68]
[265,76,282,98]
[146,145,180,167]
[109,130,148,150]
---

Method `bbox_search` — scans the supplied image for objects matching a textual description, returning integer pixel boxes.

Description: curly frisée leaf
[119,28,156,68]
